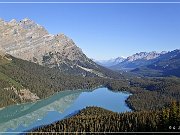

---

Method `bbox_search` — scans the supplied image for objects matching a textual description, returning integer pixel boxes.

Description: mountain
[132,49,180,77]
[0,52,109,108]
[110,51,167,71]
[94,57,125,67]
[0,18,120,78]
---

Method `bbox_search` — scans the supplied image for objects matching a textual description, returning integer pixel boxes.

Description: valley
[0,18,180,133]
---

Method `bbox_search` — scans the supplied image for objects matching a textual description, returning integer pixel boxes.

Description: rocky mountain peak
[0,18,83,63]
[127,51,166,61]
[19,18,34,24]
[18,18,43,30]
[115,57,125,62]
[8,19,17,25]
[160,51,167,54]
[0,18,5,25]
[0,18,115,78]
[174,49,180,52]
[21,18,31,22]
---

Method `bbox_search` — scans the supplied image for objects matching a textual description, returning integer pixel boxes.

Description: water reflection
[0,88,131,133]
[0,90,82,133]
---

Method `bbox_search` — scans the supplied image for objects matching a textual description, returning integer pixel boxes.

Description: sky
[0,1,180,60]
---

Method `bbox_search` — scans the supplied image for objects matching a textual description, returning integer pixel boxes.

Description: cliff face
[0,18,84,64]
[0,18,117,77]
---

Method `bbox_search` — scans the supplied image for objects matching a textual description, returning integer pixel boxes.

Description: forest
[0,55,99,107]
[106,76,180,111]
[0,54,180,112]
[1,54,180,133]
[0,55,128,108]
[29,102,180,133]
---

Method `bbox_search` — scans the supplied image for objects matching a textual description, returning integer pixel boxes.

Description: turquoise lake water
[0,87,131,134]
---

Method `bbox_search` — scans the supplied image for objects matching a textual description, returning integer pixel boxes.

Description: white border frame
[0,1,180,4]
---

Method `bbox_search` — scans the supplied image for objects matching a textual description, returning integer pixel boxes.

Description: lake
[0,87,131,134]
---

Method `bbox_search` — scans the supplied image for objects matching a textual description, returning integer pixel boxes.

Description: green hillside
[0,55,22,107]
[1,54,180,114]
[0,54,105,108]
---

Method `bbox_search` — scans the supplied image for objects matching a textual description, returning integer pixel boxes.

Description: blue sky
[0,1,180,60]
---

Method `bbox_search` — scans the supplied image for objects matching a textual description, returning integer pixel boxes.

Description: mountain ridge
[95,51,167,70]
[0,18,122,78]
[111,51,168,70]
[132,49,180,77]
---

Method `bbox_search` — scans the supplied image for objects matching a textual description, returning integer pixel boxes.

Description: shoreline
[0,85,104,110]
[1,86,133,133]
[26,96,132,134]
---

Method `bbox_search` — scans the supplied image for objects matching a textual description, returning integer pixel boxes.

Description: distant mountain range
[95,49,180,77]
[95,51,167,69]
[94,57,125,67]
[110,51,167,70]
[132,49,180,77]
[0,18,121,79]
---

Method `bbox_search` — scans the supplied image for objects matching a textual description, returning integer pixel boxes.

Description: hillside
[0,54,107,108]
[1,53,180,111]
[0,18,122,78]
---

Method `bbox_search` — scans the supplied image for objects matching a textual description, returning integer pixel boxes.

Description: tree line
[29,102,180,133]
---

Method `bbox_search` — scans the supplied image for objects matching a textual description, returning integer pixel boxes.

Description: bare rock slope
[0,18,119,78]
